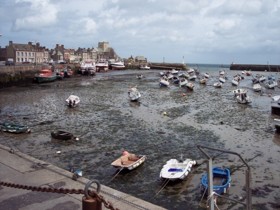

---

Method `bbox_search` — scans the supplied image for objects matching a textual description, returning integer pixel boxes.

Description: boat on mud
[201,167,231,195]
[111,151,146,171]
[34,69,57,83]
[160,157,196,181]
[128,87,141,101]
[1,122,31,133]
[51,130,74,140]
[66,95,80,108]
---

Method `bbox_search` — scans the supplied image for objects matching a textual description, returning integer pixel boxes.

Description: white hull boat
[213,82,222,88]
[266,81,277,89]
[233,89,247,97]
[204,73,210,78]
[139,65,150,70]
[128,87,141,101]
[159,78,170,87]
[231,79,239,86]
[236,93,252,104]
[179,78,188,87]
[200,78,207,84]
[219,77,226,83]
[160,158,196,181]
[253,83,262,92]
[186,82,194,90]
[66,95,80,108]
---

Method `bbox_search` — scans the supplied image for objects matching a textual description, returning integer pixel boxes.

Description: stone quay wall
[230,64,280,72]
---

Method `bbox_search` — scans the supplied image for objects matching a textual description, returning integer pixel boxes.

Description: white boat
[219,77,226,83]
[272,95,280,103]
[159,78,170,87]
[171,69,179,74]
[231,78,239,86]
[233,88,247,97]
[213,82,222,88]
[80,61,96,75]
[219,70,225,76]
[160,158,196,181]
[110,61,125,70]
[187,68,195,74]
[136,74,144,79]
[258,75,266,82]
[139,65,150,70]
[266,80,277,89]
[95,59,109,72]
[188,74,197,81]
[186,82,194,90]
[128,87,141,101]
[253,83,262,92]
[66,95,80,108]
[204,73,210,78]
[200,78,207,84]
[111,151,146,171]
[179,78,188,87]
[236,92,252,104]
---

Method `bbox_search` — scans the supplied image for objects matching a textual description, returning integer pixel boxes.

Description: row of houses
[0,41,125,64]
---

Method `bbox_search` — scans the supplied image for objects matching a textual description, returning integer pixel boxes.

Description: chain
[0,181,119,210]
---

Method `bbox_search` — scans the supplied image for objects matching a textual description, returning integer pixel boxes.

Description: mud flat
[0,69,279,209]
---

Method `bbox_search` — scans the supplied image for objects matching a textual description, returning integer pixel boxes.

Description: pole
[207,157,215,210]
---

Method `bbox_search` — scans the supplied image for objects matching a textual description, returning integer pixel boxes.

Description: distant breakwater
[230,64,280,72]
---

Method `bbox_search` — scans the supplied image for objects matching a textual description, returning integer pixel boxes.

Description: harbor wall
[230,64,280,72]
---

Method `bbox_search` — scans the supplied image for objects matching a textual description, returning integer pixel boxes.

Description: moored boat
[1,122,31,134]
[128,87,141,101]
[160,158,196,181]
[111,151,146,171]
[66,95,80,108]
[51,130,74,140]
[34,69,57,83]
[201,167,231,195]
[110,61,125,70]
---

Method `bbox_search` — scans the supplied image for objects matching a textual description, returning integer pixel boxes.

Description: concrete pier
[0,144,166,210]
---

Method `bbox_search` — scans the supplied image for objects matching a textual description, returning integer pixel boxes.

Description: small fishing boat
[186,82,194,90]
[201,167,231,195]
[111,151,146,171]
[219,77,226,83]
[160,158,196,181]
[66,95,80,108]
[200,78,207,84]
[236,92,252,104]
[253,83,262,92]
[128,87,141,101]
[34,69,57,83]
[51,130,74,140]
[1,122,31,134]
[179,78,188,87]
[159,77,170,87]
[232,88,247,97]
[266,80,277,89]
[204,73,210,78]
[213,82,222,88]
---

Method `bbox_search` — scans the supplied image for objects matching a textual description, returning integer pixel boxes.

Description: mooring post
[207,157,214,210]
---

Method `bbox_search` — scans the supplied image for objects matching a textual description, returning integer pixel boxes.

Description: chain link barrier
[0,181,119,210]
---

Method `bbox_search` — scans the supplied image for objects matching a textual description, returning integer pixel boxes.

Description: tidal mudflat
[0,69,279,210]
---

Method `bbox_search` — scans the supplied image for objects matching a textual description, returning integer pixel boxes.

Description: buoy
[122,150,129,156]
[182,93,186,96]
[75,137,79,141]
[163,111,167,115]
[56,151,61,154]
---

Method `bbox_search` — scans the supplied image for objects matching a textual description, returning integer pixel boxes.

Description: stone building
[3,41,49,64]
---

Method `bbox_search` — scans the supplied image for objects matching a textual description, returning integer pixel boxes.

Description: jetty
[230,64,280,72]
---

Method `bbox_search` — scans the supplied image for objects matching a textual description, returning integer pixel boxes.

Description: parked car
[5,59,15,66]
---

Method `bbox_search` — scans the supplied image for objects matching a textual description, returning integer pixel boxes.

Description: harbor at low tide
[0,67,279,209]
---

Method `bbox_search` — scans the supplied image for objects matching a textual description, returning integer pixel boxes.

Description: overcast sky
[0,0,279,65]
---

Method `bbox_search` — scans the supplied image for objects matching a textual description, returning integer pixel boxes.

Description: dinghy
[128,87,141,101]
[111,151,146,171]
[201,167,231,195]
[66,95,80,108]
[160,158,196,181]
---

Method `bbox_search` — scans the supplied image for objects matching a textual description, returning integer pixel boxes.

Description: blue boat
[1,122,31,134]
[201,167,231,195]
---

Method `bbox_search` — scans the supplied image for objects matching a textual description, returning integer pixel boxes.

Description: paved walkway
[0,144,166,210]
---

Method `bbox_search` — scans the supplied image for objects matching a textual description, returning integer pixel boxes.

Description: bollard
[82,180,102,210]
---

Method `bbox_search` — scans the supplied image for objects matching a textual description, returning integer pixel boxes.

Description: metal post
[207,157,214,210]
[246,169,252,210]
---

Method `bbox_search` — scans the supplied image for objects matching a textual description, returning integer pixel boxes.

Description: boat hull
[201,167,231,195]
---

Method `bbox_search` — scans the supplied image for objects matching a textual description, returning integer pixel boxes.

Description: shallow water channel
[0,70,279,210]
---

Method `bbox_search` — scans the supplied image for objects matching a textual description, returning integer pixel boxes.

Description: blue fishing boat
[1,122,31,134]
[201,167,231,195]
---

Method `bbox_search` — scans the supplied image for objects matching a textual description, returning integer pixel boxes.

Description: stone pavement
[0,144,166,210]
